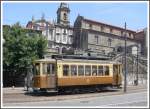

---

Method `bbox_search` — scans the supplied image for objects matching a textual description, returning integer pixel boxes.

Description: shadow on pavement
[24,87,121,97]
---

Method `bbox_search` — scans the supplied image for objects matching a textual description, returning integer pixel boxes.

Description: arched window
[62,47,67,53]
[63,13,67,20]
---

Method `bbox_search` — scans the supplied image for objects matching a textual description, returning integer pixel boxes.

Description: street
[2,85,148,107]
[3,91,147,107]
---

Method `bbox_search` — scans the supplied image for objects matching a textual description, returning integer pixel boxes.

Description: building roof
[134,30,145,42]
[78,16,136,33]
[26,18,54,31]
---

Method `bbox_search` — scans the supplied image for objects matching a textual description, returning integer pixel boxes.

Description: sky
[2,2,148,31]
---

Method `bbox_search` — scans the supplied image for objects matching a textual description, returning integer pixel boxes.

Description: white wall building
[26,3,74,54]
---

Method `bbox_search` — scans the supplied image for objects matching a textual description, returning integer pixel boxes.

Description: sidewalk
[2,84,147,94]
[2,87,31,94]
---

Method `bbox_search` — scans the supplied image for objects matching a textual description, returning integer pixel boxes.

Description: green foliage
[3,23,47,75]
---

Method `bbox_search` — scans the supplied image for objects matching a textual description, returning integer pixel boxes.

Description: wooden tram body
[32,55,122,92]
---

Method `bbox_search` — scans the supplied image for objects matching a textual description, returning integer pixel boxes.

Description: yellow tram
[32,55,122,92]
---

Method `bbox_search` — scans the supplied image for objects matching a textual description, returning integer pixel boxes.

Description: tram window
[98,66,103,76]
[63,65,69,76]
[78,65,84,76]
[34,63,40,75]
[118,65,120,74]
[47,63,55,74]
[104,66,109,75]
[85,65,91,76]
[92,66,97,76]
[71,65,77,76]
[43,63,55,75]
[43,63,47,74]
[52,64,55,74]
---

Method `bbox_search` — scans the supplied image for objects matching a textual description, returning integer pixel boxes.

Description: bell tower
[57,3,70,26]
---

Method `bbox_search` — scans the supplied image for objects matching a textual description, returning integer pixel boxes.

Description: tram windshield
[34,63,40,75]
[42,63,55,75]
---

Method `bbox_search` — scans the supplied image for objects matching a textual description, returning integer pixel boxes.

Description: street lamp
[135,45,139,86]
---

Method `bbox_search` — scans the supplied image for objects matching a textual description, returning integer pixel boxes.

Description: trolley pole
[124,22,127,93]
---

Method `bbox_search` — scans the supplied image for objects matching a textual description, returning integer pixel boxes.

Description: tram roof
[59,59,121,64]
[51,54,111,60]
[34,58,121,64]
[34,58,56,62]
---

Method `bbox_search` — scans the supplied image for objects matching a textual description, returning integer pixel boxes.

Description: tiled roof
[80,16,136,33]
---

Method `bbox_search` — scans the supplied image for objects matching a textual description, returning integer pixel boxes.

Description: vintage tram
[32,55,122,93]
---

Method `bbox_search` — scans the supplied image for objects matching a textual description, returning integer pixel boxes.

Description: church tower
[57,3,70,26]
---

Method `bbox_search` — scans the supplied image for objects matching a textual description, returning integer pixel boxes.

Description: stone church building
[73,15,140,56]
[26,2,145,57]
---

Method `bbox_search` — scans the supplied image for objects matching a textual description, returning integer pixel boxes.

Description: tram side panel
[57,62,114,87]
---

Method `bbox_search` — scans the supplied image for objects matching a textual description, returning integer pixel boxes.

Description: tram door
[42,63,56,88]
[113,65,120,85]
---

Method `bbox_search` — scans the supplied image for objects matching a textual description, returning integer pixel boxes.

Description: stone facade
[74,15,140,55]
[50,24,73,54]
[26,3,146,56]
[134,28,147,56]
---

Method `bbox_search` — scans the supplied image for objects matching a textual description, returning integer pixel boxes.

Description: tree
[3,23,47,86]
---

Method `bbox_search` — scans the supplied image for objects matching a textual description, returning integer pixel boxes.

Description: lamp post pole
[136,45,139,85]
[124,22,127,93]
